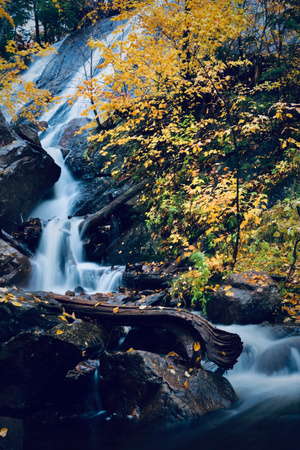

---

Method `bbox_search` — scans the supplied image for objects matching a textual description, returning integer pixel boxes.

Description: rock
[0,416,23,450]
[99,350,236,422]
[11,218,42,253]
[121,327,190,359]
[60,117,94,179]
[46,321,106,357]
[12,122,42,149]
[0,239,31,287]
[0,289,64,344]
[206,270,282,325]
[0,110,61,232]
[0,332,81,412]
[255,336,300,375]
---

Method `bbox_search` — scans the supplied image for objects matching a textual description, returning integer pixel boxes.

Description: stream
[18,17,300,450]
[25,324,300,450]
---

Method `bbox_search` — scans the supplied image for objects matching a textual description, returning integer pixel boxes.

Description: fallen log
[46,292,243,370]
[0,228,34,257]
[79,178,152,238]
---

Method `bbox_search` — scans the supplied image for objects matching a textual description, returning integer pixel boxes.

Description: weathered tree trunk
[79,178,151,238]
[46,292,243,370]
[0,229,33,257]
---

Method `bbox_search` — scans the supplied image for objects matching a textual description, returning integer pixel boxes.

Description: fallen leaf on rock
[0,428,8,437]
[11,301,22,307]
[59,315,68,322]
[193,342,201,352]
[225,291,234,297]
[223,285,232,291]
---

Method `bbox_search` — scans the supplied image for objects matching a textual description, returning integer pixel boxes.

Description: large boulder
[99,350,236,422]
[0,239,31,287]
[0,289,63,344]
[0,332,81,412]
[206,270,282,325]
[0,110,61,232]
[0,416,23,450]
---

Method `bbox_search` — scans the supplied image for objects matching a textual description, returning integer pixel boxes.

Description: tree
[0,3,54,122]
[74,0,249,261]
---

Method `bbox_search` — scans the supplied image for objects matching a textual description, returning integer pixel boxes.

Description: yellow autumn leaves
[0,6,56,123]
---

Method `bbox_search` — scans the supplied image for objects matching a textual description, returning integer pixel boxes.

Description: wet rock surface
[11,218,43,253]
[0,416,23,450]
[0,111,61,232]
[0,239,31,287]
[0,290,107,413]
[206,270,282,325]
[100,350,236,422]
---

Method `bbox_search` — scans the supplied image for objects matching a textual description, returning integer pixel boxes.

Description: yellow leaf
[223,285,232,291]
[176,256,181,264]
[193,342,201,352]
[0,428,8,437]
[184,379,189,389]
[184,371,191,378]
[113,307,119,314]
[56,329,64,335]
[225,291,234,297]
[95,302,103,306]
[11,301,22,307]
[59,315,68,322]
[166,351,179,358]
[127,348,134,352]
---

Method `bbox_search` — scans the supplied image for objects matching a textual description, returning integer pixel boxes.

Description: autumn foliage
[1,0,300,318]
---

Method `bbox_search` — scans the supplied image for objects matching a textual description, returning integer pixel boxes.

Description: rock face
[0,290,107,413]
[0,239,31,287]
[100,350,236,422]
[0,110,61,232]
[206,270,282,325]
[0,332,81,412]
[0,416,23,450]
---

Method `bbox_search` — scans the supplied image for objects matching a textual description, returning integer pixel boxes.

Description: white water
[20,17,300,450]
[222,325,300,418]
[26,25,128,295]
[28,143,124,294]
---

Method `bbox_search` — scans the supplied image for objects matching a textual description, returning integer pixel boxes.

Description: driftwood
[0,228,34,257]
[47,292,243,370]
[79,178,151,238]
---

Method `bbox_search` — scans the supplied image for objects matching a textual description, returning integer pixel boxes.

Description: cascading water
[28,144,124,294]
[25,21,133,294]
[17,15,300,450]
[25,323,300,450]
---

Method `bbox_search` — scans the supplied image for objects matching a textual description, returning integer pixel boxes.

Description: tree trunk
[46,292,243,370]
[33,1,41,46]
[80,178,152,238]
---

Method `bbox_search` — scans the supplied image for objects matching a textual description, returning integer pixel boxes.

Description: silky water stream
[19,22,300,450]
[25,324,300,450]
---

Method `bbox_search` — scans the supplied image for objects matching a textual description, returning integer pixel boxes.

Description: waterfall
[25,21,130,294]
[28,143,124,294]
